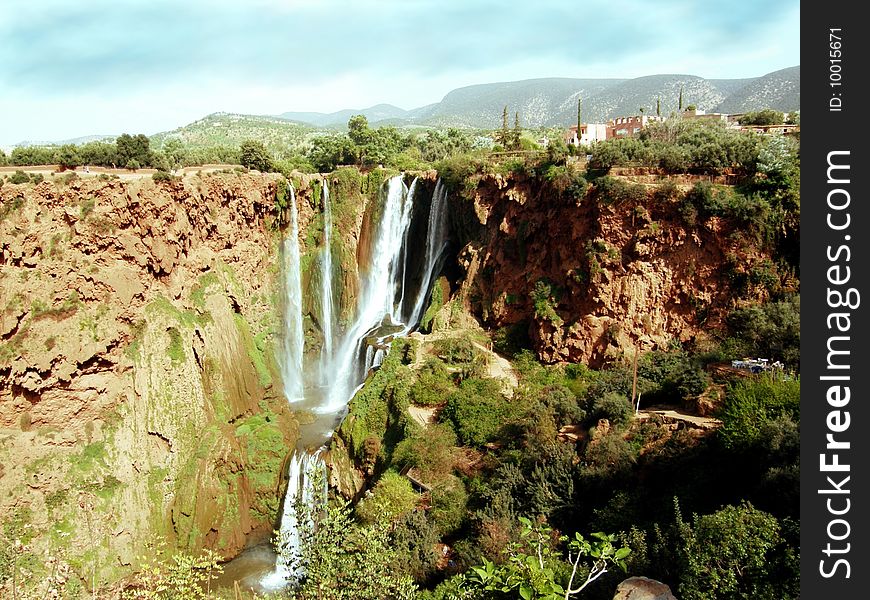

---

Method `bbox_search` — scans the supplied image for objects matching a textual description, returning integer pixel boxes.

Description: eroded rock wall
[447,172,781,366]
[0,173,296,585]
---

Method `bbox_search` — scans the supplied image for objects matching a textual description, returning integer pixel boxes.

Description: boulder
[612,576,677,600]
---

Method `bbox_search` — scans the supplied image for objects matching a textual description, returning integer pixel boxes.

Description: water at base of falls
[252,175,448,591]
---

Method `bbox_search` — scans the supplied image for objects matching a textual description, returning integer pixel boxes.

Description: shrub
[9,170,30,184]
[432,336,477,365]
[393,424,457,483]
[590,391,634,426]
[718,375,800,450]
[152,170,176,183]
[410,357,454,406]
[442,378,510,446]
[125,158,141,171]
[355,470,419,525]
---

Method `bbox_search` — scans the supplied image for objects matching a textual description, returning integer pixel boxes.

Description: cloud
[0,0,799,144]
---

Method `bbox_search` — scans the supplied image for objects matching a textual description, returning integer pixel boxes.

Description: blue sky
[0,0,799,146]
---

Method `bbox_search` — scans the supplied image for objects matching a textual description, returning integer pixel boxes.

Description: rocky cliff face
[0,172,298,586]
[446,172,780,366]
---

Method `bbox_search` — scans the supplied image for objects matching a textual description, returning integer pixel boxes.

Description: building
[565,123,607,147]
[683,108,730,123]
[605,115,663,139]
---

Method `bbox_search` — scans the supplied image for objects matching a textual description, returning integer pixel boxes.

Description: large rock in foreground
[613,576,677,600]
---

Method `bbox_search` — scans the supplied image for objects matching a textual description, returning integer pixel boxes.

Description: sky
[0,0,800,146]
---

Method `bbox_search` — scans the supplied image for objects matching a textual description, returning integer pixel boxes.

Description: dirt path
[637,407,721,430]
[408,405,439,427]
[408,330,518,397]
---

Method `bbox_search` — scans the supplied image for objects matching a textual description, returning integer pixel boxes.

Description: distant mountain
[714,66,801,114]
[278,104,411,128]
[14,134,116,147]
[277,66,800,129]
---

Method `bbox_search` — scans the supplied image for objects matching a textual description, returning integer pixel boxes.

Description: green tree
[463,517,630,599]
[0,149,6,166]
[116,133,151,168]
[678,86,684,111]
[577,97,582,131]
[512,111,522,150]
[281,502,417,600]
[55,144,81,170]
[161,138,187,171]
[678,503,792,600]
[739,110,785,126]
[239,139,274,172]
[494,105,510,148]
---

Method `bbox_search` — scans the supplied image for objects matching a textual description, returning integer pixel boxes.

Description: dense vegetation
[2,111,800,599]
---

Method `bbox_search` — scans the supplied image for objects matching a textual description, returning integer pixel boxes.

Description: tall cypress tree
[512,111,522,150]
[657,98,661,117]
[499,105,509,147]
[678,86,684,111]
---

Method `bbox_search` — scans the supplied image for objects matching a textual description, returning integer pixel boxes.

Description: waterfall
[262,175,448,589]
[405,178,449,332]
[319,180,335,379]
[281,185,305,402]
[259,450,327,588]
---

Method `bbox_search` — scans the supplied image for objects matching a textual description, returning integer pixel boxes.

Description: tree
[348,114,373,165]
[739,109,785,126]
[116,133,151,168]
[56,144,81,170]
[463,518,630,600]
[494,105,510,148]
[577,98,582,130]
[656,98,661,117]
[279,502,417,600]
[239,139,274,172]
[0,149,6,166]
[512,111,522,150]
[678,86,684,111]
[678,503,791,600]
[161,138,187,171]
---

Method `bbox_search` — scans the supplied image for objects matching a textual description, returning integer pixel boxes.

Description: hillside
[714,65,801,113]
[276,66,800,129]
[149,112,315,154]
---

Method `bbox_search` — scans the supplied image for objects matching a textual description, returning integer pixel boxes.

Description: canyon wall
[446,171,784,366]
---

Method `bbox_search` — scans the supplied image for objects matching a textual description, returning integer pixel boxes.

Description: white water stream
[260,175,449,589]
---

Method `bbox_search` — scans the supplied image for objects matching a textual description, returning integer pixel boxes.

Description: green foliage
[391,509,442,584]
[739,110,784,126]
[121,548,223,599]
[434,154,485,194]
[239,139,275,172]
[718,375,800,450]
[410,357,455,407]
[56,144,81,170]
[116,133,152,168]
[592,176,647,206]
[726,296,800,368]
[151,171,176,183]
[442,378,511,446]
[8,170,31,184]
[463,518,629,600]
[394,424,457,483]
[282,502,418,600]
[530,280,562,325]
[677,503,793,600]
[355,471,419,525]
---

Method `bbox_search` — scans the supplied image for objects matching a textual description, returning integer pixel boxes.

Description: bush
[393,424,457,483]
[8,170,30,184]
[410,357,454,406]
[152,170,176,183]
[590,391,634,426]
[432,336,477,365]
[442,378,510,446]
[125,158,141,170]
[355,470,419,525]
[718,375,800,450]
[678,503,794,600]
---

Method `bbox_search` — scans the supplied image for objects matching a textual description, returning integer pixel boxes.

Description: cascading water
[260,174,449,589]
[319,181,335,378]
[281,186,305,402]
